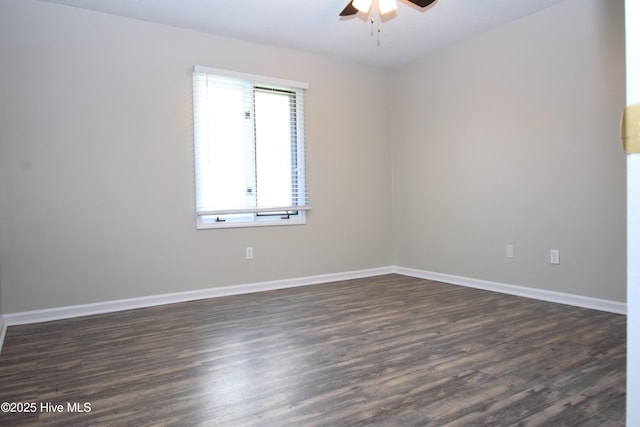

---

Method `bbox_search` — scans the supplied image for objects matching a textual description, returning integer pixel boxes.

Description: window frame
[192,66,310,230]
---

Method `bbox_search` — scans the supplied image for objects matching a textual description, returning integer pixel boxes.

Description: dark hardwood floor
[0,274,626,426]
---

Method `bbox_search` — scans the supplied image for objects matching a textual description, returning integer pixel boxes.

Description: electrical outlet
[506,244,514,259]
[550,249,560,265]
[245,247,254,260]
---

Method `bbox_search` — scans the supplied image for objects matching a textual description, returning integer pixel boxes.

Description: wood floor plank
[0,274,626,426]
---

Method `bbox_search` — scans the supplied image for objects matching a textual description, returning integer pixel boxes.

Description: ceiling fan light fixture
[352,0,372,14]
[378,0,398,15]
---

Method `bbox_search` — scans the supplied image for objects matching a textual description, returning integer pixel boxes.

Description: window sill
[196,216,307,230]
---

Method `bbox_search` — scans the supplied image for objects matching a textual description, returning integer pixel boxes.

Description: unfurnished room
[0,0,639,425]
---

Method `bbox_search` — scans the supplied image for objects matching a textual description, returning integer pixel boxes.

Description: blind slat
[197,205,312,216]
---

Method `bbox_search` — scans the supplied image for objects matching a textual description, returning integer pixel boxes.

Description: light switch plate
[622,104,640,153]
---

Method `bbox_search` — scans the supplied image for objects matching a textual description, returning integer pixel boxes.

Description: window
[192,66,310,229]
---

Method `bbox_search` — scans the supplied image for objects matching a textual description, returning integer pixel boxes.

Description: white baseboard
[0,264,626,354]
[0,315,6,353]
[394,266,627,315]
[2,266,395,327]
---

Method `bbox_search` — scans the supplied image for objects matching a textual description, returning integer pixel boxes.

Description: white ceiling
[39,0,569,68]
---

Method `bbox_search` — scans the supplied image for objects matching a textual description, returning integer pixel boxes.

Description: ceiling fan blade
[339,1,358,16]
[406,0,437,7]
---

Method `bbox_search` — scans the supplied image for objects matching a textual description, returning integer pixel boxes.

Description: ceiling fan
[339,0,437,16]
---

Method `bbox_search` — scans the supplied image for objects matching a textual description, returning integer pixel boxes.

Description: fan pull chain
[369,2,382,47]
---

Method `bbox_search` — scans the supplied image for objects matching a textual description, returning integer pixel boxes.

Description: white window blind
[192,66,310,228]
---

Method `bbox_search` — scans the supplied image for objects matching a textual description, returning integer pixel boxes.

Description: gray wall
[391,0,626,301]
[0,0,627,314]
[0,262,3,319]
[0,0,393,313]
